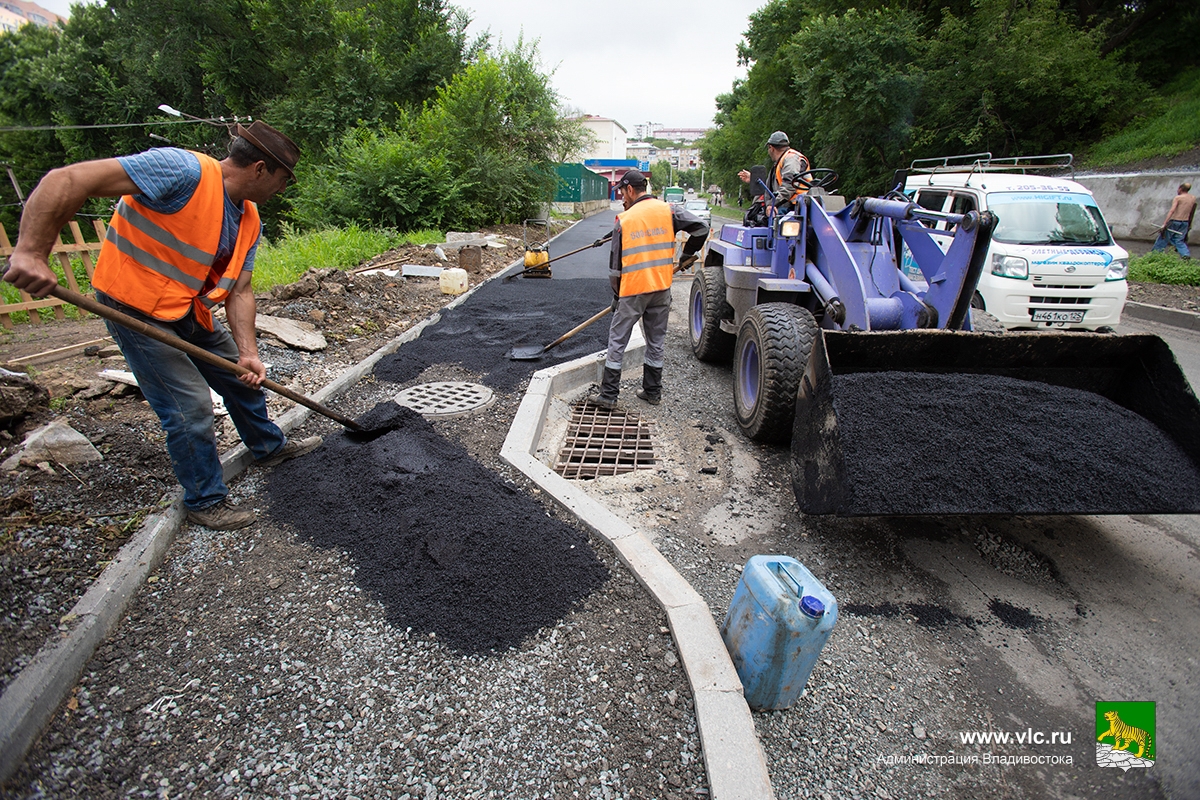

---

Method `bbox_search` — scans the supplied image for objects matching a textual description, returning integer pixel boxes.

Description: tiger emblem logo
[1097,710,1152,759]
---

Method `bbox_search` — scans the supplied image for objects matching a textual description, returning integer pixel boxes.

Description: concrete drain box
[554,399,656,479]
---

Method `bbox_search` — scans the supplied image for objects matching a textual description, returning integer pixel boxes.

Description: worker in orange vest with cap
[3,122,322,530]
[593,169,709,409]
[738,130,811,215]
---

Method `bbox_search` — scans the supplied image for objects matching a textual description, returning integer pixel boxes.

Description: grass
[251,225,442,292]
[1085,68,1200,168]
[1128,250,1200,285]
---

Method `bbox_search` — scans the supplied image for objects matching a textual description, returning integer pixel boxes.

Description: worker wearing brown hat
[737,130,811,212]
[593,169,709,409]
[3,120,320,530]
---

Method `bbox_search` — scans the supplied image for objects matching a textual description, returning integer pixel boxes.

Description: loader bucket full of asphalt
[791,330,1200,516]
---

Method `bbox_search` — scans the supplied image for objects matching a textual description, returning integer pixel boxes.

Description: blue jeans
[96,292,285,510]
[1152,220,1191,258]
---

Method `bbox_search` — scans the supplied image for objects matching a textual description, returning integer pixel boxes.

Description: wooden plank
[8,336,113,366]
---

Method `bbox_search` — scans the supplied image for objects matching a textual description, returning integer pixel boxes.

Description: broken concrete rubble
[2,418,103,470]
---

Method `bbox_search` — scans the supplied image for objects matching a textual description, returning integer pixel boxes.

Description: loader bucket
[791,330,1200,516]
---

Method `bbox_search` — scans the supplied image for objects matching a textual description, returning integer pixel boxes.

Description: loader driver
[2,122,322,531]
[592,169,709,409]
[738,130,811,217]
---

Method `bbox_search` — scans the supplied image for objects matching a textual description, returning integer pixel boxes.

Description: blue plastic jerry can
[720,555,838,711]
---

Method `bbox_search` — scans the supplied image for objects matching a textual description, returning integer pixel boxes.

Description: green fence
[554,163,609,203]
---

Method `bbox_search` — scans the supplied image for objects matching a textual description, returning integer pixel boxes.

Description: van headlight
[991,254,1028,279]
[1106,258,1128,281]
[779,219,802,238]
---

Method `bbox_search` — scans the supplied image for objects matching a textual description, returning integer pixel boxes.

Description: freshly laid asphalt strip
[374,276,614,390]
[266,402,610,654]
[832,371,1200,515]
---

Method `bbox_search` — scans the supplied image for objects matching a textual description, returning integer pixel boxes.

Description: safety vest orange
[617,198,675,297]
[93,152,260,331]
[775,148,811,202]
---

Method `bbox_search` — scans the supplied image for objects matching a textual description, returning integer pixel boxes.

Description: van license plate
[1032,309,1084,324]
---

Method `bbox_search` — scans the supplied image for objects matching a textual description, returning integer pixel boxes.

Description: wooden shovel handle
[51,286,363,430]
[542,306,612,353]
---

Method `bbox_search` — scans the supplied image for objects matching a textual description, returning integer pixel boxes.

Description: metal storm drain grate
[554,398,656,479]
[393,382,495,418]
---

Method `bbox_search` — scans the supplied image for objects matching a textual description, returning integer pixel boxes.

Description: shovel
[49,285,369,432]
[504,234,612,281]
[510,306,612,361]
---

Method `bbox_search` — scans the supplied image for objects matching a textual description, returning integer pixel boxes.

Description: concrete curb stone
[500,341,777,800]
[1123,300,1200,331]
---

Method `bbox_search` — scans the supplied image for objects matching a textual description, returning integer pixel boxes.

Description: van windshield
[987,192,1113,246]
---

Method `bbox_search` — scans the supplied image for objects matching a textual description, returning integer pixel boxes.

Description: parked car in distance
[684,199,711,224]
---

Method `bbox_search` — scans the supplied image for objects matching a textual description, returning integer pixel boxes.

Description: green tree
[700,0,816,200]
[289,41,587,231]
[786,7,925,195]
[919,0,1142,158]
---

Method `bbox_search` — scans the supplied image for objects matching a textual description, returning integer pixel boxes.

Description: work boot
[259,435,323,468]
[592,367,622,410]
[637,365,662,405]
[186,498,256,531]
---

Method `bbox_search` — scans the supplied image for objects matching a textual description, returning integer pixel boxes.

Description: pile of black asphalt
[832,371,1200,515]
[267,402,609,654]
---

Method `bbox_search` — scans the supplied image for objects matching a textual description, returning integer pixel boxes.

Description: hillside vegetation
[702,0,1198,199]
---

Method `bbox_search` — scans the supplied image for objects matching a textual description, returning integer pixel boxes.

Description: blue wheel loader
[691,169,1200,516]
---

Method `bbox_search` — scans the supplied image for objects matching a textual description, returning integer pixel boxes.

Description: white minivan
[902,154,1128,330]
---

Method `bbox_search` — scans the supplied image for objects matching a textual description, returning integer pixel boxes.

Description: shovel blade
[510,345,546,361]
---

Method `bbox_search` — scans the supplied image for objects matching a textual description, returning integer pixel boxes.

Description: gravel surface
[1,236,711,799]
[2,219,1194,798]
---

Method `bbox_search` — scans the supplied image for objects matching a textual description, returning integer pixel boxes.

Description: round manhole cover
[393,382,495,418]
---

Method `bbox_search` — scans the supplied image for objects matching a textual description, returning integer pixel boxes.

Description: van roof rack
[909,153,1074,180]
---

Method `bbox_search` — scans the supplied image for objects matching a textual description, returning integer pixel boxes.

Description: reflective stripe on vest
[93,152,260,330]
[776,148,810,202]
[618,199,675,297]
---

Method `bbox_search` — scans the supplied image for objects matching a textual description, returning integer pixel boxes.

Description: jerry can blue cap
[800,595,825,618]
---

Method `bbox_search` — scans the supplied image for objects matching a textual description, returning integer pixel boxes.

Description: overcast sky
[34,0,761,134]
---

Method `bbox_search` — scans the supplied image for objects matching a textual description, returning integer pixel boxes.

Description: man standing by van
[1152,183,1195,258]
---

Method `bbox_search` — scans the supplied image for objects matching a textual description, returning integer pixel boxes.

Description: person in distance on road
[592,169,709,409]
[2,122,322,531]
[737,130,812,218]
[1151,182,1196,259]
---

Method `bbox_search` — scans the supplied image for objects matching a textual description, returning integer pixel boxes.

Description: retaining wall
[1075,171,1199,244]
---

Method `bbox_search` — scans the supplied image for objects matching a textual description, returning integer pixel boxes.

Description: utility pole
[4,164,26,208]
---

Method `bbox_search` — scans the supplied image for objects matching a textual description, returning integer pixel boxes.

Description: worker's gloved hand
[594,237,609,248]
[678,254,699,272]
[611,292,620,312]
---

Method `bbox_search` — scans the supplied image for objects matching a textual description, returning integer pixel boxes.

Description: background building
[572,116,628,161]
[0,0,63,32]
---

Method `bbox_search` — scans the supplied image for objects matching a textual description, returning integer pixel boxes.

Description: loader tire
[733,303,817,443]
[689,267,736,363]
[969,308,1005,334]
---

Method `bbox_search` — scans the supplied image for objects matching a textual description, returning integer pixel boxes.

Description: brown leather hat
[233,121,300,180]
